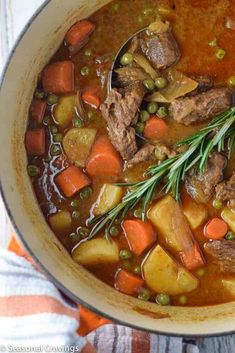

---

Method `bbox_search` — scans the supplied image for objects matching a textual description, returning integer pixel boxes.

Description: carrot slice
[25,128,45,155]
[180,242,205,270]
[115,269,144,296]
[30,99,46,124]
[86,136,122,177]
[55,166,91,198]
[82,87,101,109]
[144,116,168,140]
[65,20,95,54]
[42,61,74,94]
[123,219,157,256]
[204,218,228,239]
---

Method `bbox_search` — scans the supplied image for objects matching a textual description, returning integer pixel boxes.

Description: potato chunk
[54,95,77,129]
[63,128,97,167]
[222,278,235,296]
[221,207,235,233]
[49,211,72,232]
[72,238,119,265]
[148,195,205,270]
[148,195,193,252]
[143,245,199,295]
[93,184,123,216]
[183,200,208,230]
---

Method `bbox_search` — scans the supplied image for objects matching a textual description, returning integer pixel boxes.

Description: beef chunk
[127,144,155,167]
[170,87,231,125]
[100,82,145,160]
[140,26,180,69]
[188,75,214,96]
[185,152,227,203]
[204,240,235,273]
[115,67,150,87]
[216,174,235,202]
[127,142,176,167]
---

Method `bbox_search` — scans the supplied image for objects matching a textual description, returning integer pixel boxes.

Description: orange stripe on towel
[132,330,150,353]
[0,295,79,320]
[80,343,97,353]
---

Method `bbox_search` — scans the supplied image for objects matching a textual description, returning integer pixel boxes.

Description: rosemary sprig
[88,108,235,239]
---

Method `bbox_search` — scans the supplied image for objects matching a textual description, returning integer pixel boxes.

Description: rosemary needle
[88,108,235,239]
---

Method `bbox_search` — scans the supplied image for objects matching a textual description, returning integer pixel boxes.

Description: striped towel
[0,247,199,353]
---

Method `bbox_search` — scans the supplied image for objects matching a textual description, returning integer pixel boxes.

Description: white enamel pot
[0,0,235,337]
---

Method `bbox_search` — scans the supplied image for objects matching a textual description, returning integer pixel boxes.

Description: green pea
[156,293,171,306]
[78,227,90,238]
[43,115,51,125]
[69,232,81,242]
[34,89,45,100]
[84,49,92,58]
[72,210,80,220]
[208,38,217,47]
[143,79,155,91]
[109,226,119,237]
[133,265,141,275]
[114,218,121,225]
[178,295,188,305]
[47,94,58,105]
[80,187,93,200]
[134,208,142,218]
[225,231,235,241]
[70,199,79,208]
[121,261,132,270]
[143,7,154,16]
[27,164,40,177]
[216,48,226,60]
[155,148,166,161]
[213,198,223,210]
[81,66,90,76]
[50,125,58,135]
[147,102,158,114]
[196,268,206,277]
[73,117,84,128]
[53,133,63,143]
[155,77,167,89]
[120,52,133,66]
[112,2,120,12]
[228,75,235,87]
[138,289,151,301]
[119,249,132,260]
[134,122,145,134]
[139,110,150,123]
[50,144,61,156]
[157,106,168,118]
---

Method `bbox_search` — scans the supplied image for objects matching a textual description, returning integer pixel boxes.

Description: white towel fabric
[0,247,199,353]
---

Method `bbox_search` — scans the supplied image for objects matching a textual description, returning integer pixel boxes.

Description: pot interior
[0,0,235,336]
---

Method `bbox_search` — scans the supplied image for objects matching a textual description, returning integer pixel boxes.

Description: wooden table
[0,1,234,351]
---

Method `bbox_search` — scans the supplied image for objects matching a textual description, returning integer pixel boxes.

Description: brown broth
[27,0,235,306]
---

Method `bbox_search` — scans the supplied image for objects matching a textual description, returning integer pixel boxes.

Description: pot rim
[0,0,235,338]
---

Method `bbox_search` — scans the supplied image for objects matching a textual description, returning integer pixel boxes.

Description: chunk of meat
[140,26,180,69]
[127,142,176,167]
[204,240,235,273]
[170,87,231,125]
[100,82,145,160]
[185,152,227,203]
[188,75,214,96]
[127,144,155,167]
[216,174,235,202]
[115,67,150,87]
